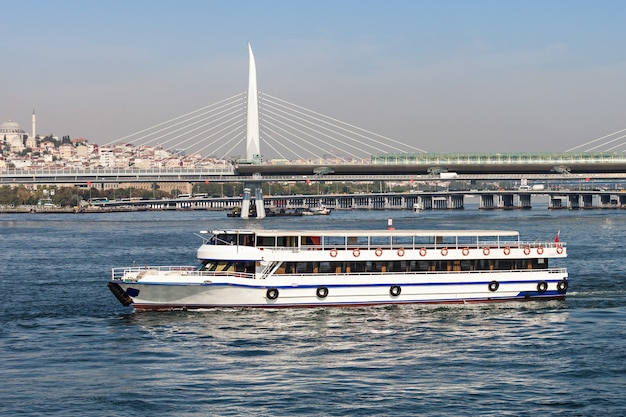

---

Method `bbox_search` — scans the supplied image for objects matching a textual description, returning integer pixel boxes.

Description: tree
[16,187,34,205]
[0,186,18,205]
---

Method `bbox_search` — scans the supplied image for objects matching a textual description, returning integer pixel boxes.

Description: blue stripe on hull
[130,292,566,311]
[115,279,566,290]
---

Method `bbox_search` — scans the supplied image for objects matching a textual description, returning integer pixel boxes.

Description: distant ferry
[108,226,568,310]
[302,205,331,215]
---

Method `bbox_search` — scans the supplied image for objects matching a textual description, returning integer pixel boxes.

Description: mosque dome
[0,120,26,134]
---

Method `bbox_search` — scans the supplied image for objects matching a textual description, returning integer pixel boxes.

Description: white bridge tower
[240,43,266,219]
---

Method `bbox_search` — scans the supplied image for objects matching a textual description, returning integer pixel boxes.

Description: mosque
[1,110,37,152]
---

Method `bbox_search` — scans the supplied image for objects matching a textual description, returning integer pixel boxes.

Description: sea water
[1,208,625,416]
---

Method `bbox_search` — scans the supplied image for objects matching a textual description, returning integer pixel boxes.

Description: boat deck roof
[201,229,520,238]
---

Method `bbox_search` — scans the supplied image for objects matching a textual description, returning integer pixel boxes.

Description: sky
[2,0,626,156]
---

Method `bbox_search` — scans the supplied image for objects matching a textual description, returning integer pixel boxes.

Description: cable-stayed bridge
[102,91,426,162]
[2,45,626,211]
[101,88,626,164]
[99,43,626,163]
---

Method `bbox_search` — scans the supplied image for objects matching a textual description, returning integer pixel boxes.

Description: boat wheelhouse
[108,227,568,311]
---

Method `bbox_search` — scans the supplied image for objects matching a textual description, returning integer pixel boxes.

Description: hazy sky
[2,0,625,156]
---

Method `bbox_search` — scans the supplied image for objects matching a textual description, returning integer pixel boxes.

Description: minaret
[32,108,36,139]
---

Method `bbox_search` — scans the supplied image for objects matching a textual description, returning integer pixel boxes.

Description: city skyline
[2,0,626,157]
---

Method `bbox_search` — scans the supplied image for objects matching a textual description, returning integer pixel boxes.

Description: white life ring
[353,248,361,257]
[503,246,511,255]
[419,247,427,256]
[375,248,383,257]
[330,248,338,257]
[524,246,531,255]
[556,245,564,254]
[397,248,406,257]
[462,247,470,256]
[537,246,544,255]
[441,248,448,256]
[483,247,490,256]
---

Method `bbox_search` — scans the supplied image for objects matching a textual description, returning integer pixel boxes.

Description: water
[1,208,625,416]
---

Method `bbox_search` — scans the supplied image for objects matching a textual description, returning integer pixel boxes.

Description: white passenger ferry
[108,227,568,311]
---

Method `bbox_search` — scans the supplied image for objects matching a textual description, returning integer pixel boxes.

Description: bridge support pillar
[568,194,580,209]
[240,182,266,219]
[450,195,464,209]
[518,194,532,209]
[480,194,495,209]
[550,196,565,209]
[255,187,266,218]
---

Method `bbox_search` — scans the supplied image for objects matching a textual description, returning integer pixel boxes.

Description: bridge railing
[0,166,236,177]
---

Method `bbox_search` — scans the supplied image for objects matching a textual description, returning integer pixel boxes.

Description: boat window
[414,236,432,246]
[302,236,321,248]
[347,261,365,273]
[324,236,346,247]
[393,236,414,247]
[264,256,546,276]
[199,260,218,271]
[415,261,429,272]
[319,262,333,273]
[370,236,390,248]
[234,262,255,274]
[369,262,384,273]
[434,236,458,246]
[215,262,234,272]
[460,260,472,271]
[214,234,236,245]
[456,236,477,247]
[257,236,275,247]
[277,236,299,247]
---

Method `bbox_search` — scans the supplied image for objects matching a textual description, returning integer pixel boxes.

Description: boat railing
[294,240,564,252]
[112,266,255,280]
[276,267,568,278]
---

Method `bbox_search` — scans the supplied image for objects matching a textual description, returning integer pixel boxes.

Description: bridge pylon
[240,44,265,219]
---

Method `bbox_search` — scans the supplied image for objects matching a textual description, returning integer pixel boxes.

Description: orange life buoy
[330,248,338,257]
[397,248,405,257]
[537,246,544,255]
[503,246,511,255]
[483,247,490,256]
[441,248,448,256]
[353,248,360,257]
[419,247,427,256]
[375,248,383,257]
[524,246,531,255]
[462,247,470,256]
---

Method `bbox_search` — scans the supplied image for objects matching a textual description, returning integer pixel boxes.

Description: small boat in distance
[302,205,331,215]
[108,225,568,311]
[227,206,303,217]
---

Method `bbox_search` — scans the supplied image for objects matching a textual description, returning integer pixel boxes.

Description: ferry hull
[109,272,568,311]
